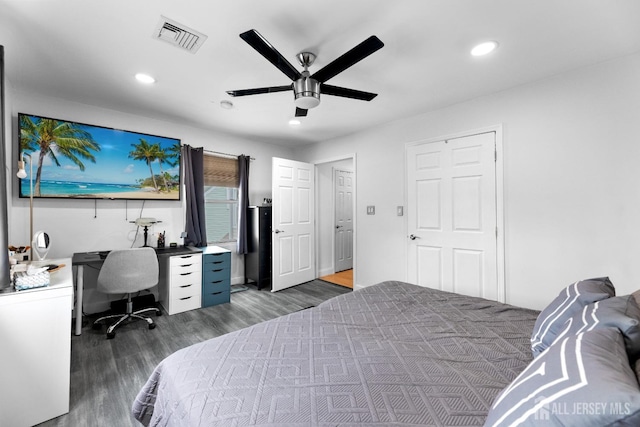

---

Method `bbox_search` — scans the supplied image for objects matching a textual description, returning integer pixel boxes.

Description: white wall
[5,90,294,312]
[295,52,640,310]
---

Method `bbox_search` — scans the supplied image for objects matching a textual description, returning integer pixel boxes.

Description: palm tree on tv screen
[19,115,100,196]
[129,138,160,192]
[153,142,180,193]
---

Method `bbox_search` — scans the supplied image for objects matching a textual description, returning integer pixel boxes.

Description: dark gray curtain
[183,145,207,247]
[236,155,250,254]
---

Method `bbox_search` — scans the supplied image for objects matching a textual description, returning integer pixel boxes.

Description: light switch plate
[366,205,375,215]
[397,206,404,216]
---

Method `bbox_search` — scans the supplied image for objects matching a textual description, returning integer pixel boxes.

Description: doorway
[314,156,356,289]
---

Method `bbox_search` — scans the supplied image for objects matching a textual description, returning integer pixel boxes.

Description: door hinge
[495,226,499,238]
[494,150,497,162]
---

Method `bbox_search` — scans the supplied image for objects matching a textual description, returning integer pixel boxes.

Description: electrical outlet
[366,205,375,215]
[397,206,404,216]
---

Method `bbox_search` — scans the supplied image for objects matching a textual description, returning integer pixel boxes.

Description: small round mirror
[32,231,51,261]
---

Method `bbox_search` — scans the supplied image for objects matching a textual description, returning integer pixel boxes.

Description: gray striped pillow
[552,295,640,362]
[530,277,614,357]
[486,328,640,426]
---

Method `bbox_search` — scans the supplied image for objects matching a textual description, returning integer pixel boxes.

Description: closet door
[406,132,500,301]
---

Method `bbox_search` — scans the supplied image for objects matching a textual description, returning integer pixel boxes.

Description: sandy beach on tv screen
[41,189,179,199]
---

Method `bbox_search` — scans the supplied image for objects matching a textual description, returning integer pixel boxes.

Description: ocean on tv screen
[22,179,153,197]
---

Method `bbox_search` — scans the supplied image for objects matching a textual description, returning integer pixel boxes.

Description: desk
[0,259,73,426]
[72,247,201,335]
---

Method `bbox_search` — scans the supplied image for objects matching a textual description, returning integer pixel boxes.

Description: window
[204,187,238,243]
[203,154,239,244]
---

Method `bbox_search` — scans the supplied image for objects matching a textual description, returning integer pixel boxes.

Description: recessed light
[471,41,498,57]
[288,119,301,126]
[135,73,156,84]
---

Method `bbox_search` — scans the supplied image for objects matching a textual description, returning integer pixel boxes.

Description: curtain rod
[203,149,255,160]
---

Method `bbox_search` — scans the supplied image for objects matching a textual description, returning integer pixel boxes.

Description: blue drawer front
[203,278,229,294]
[204,267,230,283]
[203,252,230,269]
[203,290,230,307]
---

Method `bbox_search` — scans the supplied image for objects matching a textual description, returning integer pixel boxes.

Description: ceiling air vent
[153,16,208,54]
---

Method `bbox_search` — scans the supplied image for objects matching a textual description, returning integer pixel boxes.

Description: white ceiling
[1,0,639,147]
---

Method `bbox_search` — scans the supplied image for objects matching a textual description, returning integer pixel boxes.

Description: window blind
[203,154,238,187]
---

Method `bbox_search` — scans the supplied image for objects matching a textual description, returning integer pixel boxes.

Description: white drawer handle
[179,296,192,301]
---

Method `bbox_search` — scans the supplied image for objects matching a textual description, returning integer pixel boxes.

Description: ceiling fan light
[294,94,320,109]
[293,75,320,109]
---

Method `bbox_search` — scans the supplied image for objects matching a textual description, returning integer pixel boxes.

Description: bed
[132,280,540,426]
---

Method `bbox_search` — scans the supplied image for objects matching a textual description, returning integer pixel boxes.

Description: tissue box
[14,271,50,291]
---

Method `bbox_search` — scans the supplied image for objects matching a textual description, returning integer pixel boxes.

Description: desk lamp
[131,217,161,247]
[16,154,33,260]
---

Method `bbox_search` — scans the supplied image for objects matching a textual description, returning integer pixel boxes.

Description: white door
[271,157,315,292]
[334,169,354,272]
[406,132,499,300]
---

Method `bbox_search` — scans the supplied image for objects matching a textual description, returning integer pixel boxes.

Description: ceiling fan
[226,29,384,117]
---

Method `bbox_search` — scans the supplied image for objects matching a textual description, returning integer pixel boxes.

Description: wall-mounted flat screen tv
[18,112,181,200]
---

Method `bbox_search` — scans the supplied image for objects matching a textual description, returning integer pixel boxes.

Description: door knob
[274,229,283,234]
[335,225,343,229]
[409,234,420,240]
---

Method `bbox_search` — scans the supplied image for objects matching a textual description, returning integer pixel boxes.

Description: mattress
[133,280,538,426]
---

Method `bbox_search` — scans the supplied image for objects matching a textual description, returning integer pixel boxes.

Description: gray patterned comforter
[133,281,538,426]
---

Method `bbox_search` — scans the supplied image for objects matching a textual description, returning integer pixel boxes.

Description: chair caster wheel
[92,323,102,330]
[156,309,162,316]
[149,323,156,330]
[107,332,115,339]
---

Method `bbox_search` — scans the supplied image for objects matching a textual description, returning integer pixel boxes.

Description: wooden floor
[319,269,353,288]
[41,280,351,427]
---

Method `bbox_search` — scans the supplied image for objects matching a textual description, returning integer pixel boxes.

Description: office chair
[92,247,161,339]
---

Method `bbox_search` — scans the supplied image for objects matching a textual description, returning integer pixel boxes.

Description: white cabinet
[158,252,202,315]
[0,259,73,427]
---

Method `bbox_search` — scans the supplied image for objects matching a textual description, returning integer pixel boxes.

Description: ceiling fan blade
[295,107,308,117]
[226,85,292,97]
[322,84,378,101]
[311,35,384,83]
[239,30,301,81]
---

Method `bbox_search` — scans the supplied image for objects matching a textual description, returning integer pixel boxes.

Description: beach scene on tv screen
[19,114,181,200]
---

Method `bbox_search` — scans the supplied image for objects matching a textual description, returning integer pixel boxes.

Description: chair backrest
[97,247,159,294]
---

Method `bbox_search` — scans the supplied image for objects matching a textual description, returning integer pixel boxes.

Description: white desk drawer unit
[159,252,203,315]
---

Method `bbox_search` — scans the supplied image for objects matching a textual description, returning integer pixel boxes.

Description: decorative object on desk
[32,231,50,261]
[157,231,165,248]
[44,263,65,273]
[14,266,50,291]
[262,197,272,206]
[131,217,161,247]
[169,242,177,248]
[8,245,30,262]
